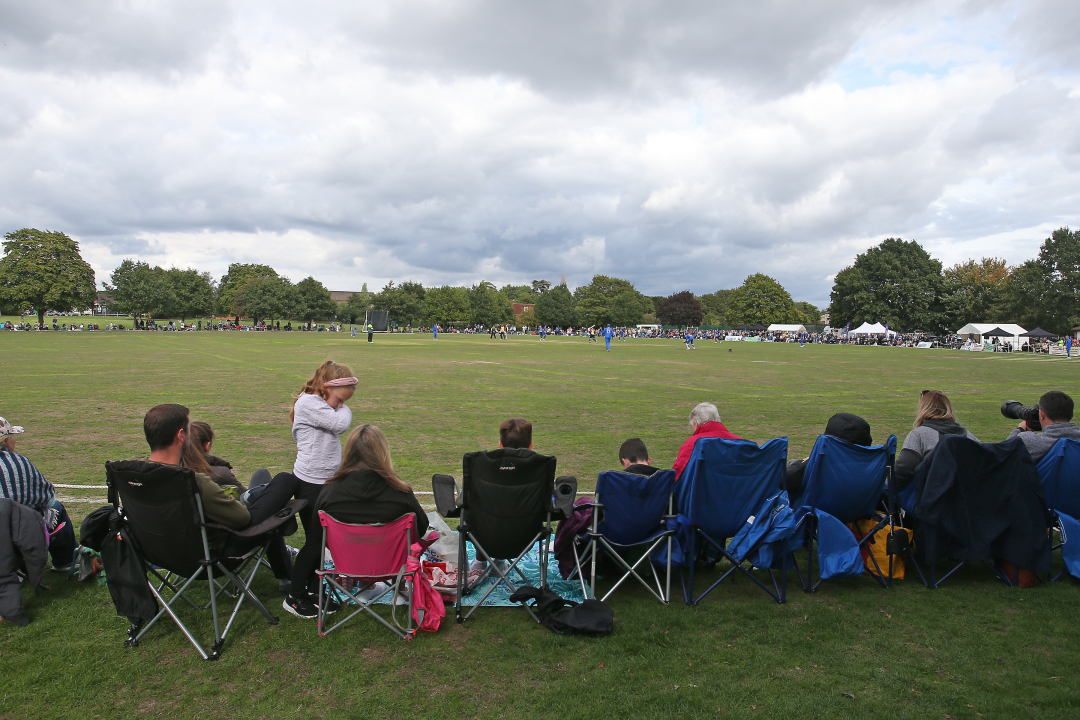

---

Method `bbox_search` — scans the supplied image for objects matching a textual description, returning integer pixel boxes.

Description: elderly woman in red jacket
[672,402,744,480]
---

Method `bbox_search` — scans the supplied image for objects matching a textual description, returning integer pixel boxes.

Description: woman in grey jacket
[282,361,357,619]
[895,390,979,487]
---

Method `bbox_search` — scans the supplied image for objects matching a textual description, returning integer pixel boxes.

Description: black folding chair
[893,437,1052,588]
[105,460,304,661]
[432,449,576,623]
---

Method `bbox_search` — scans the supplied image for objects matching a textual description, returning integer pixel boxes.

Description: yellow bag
[851,519,913,580]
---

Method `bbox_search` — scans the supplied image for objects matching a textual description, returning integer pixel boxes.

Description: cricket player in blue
[685,331,696,349]
[604,324,613,351]
[540,325,547,341]
[433,323,438,339]
[351,325,356,338]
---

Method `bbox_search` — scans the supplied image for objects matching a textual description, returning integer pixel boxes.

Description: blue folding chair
[790,434,898,591]
[1037,438,1080,581]
[569,470,676,604]
[673,437,790,604]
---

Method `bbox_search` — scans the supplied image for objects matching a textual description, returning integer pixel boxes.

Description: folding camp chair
[431,448,576,623]
[569,469,676,604]
[316,512,433,638]
[1037,438,1080,581]
[674,437,790,605]
[105,460,304,661]
[790,434,898,591]
[895,436,1052,588]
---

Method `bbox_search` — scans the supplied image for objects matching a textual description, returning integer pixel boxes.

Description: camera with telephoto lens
[1001,401,1041,432]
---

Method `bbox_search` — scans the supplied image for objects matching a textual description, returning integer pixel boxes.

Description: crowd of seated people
[4,376,1077,628]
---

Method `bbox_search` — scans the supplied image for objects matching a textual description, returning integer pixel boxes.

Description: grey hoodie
[291,392,353,484]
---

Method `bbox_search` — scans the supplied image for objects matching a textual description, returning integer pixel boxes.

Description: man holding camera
[1006,391,1080,462]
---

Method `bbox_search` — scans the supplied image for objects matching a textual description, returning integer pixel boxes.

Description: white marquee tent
[954,323,1027,346]
[767,324,808,333]
[849,322,896,336]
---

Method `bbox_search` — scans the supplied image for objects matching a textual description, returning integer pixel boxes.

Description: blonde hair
[290,360,353,422]
[327,424,410,493]
[914,390,957,428]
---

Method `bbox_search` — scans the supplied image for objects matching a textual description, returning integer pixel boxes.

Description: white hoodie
[291,392,352,483]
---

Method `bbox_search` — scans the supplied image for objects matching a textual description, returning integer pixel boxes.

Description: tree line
[827,228,1080,334]
[6,225,1075,332]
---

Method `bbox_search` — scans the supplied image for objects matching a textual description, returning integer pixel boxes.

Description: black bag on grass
[508,586,613,637]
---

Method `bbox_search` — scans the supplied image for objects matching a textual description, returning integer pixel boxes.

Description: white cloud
[1,0,1079,308]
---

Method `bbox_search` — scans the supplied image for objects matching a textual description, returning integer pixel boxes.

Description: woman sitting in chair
[314,424,429,537]
[894,390,979,488]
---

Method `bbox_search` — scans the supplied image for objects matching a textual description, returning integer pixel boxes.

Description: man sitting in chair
[1006,391,1080,462]
[498,417,533,450]
[141,404,298,587]
[618,438,661,476]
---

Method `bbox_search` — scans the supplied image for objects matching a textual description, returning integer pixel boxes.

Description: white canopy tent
[767,324,808,333]
[849,322,896,336]
[954,323,1027,346]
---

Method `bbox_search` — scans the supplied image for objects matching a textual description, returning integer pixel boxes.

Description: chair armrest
[208,499,307,539]
[432,474,461,518]
[552,476,578,518]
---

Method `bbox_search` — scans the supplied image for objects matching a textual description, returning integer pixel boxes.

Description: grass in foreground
[0,331,1077,719]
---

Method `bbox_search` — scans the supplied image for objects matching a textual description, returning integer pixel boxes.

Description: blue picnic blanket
[323,541,587,607]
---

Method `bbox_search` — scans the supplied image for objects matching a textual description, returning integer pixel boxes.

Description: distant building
[819,313,830,324]
[94,291,114,316]
[512,302,535,319]
[329,290,364,303]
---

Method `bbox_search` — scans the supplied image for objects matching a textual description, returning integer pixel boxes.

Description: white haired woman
[672,402,744,480]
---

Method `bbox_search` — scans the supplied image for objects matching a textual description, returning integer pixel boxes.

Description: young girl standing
[282,360,357,618]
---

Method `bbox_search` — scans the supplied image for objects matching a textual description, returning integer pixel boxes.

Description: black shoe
[282,595,318,619]
[316,593,341,614]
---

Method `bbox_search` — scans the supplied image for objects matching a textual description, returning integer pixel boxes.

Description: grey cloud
[328,0,925,99]
[0,0,236,78]
[1009,0,1080,73]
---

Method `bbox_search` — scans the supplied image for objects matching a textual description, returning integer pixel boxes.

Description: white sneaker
[355,582,390,604]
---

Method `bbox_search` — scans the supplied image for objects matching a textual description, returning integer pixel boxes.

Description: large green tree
[469,281,513,327]
[295,276,337,323]
[726,274,800,326]
[698,289,733,325]
[574,275,648,327]
[656,290,703,327]
[232,276,298,325]
[371,281,427,326]
[499,284,539,304]
[425,286,472,325]
[166,267,214,322]
[1014,227,1080,334]
[794,301,821,325]
[0,229,96,326]
[217,263,278,316]
[105,259,175,318]
[828,238,944,331]
[343,292,372,324]
[534,284,577,328]
[940,257,1010,330]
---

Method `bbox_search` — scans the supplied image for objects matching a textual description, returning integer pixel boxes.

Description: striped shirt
[0,448,55,509]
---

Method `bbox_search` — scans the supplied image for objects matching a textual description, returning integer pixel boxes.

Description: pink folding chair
[316,512,423,638]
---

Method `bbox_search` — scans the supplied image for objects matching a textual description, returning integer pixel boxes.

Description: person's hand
[1018,420,1028,431]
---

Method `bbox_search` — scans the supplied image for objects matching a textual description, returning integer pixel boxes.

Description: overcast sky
[2,0,1078,306]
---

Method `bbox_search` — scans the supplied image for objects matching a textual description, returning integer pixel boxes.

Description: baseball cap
[0,417,25,437]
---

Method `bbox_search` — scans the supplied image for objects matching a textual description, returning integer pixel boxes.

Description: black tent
[735,324,751,331]
[981,327,1014,337]
[749,324,767,331]
[1020,327,1057,338]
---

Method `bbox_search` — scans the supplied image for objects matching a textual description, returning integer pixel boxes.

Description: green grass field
[1,330,1077,719]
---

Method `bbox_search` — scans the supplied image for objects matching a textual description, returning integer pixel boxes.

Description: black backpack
[508,586,613,637]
